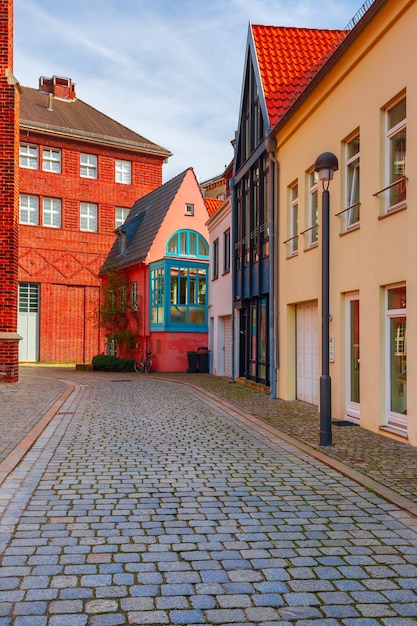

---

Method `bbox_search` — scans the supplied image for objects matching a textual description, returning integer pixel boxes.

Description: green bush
[92,354,135,372]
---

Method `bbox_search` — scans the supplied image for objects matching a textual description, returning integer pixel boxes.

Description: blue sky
[14,0,363,183]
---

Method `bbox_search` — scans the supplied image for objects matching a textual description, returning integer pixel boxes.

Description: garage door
[296,301,319,405]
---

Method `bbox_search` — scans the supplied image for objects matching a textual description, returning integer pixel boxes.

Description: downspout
[266,136,278,399]
[230,177,237,382]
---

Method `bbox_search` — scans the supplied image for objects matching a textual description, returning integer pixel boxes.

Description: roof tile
[252,25,348,127]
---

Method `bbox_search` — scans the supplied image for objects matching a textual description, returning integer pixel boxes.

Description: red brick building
[0,0,20,382]
[18,76,171,363]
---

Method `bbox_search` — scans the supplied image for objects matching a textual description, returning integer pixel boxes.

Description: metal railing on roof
[345,0,377,30]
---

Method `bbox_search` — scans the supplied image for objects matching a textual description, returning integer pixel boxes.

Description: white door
[296,301,319,405]
[18,283,40,362]
[346,294,360,421]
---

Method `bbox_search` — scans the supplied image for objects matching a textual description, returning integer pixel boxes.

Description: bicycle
[134,350,155,373]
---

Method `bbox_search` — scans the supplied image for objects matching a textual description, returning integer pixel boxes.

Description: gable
[235,24,348,170]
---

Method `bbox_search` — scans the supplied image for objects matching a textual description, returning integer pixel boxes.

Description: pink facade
[102,168,210,372]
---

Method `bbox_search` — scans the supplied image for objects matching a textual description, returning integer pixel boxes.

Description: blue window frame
[166,230,209,259]
[151,259,208,331]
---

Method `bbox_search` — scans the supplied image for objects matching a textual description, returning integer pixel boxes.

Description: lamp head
[315,152,339,186]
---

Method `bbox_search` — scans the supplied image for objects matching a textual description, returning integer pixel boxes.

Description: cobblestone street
[0,371,417,624]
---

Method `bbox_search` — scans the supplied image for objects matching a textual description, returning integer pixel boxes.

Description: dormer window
[184,203,194,216]
[119,230,127,255]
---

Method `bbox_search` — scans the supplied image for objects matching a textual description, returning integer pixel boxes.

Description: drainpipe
[266,136,278,399]
[230,176,236,382]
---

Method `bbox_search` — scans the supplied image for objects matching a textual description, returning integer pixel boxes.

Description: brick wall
[18,131,165,363]
[0,0,19,382]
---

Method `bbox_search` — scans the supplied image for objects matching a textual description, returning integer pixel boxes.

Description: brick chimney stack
[39,75,76,101]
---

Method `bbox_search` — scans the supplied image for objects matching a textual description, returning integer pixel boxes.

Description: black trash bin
[187,351,198,373]
[197,347,210,373]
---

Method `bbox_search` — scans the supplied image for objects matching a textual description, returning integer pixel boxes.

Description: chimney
[39,75,76,101]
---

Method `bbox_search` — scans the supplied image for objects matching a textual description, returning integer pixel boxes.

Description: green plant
[92,354,135,372]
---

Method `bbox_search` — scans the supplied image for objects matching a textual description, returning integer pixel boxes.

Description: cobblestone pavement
[0,368,417,624]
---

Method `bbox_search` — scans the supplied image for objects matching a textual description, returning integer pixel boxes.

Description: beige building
[271,0,415,444]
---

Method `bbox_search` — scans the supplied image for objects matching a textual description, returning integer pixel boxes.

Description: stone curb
[0,382,74,486]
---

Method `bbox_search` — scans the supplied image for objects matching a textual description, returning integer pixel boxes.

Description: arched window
[166,230,209,259]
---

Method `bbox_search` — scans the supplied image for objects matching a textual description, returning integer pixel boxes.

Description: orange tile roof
[251,25,348,127]
[205,198,223,217]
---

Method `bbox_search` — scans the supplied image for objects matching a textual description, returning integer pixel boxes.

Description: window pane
[115,160,131,184]
[115,207,129,229]
[43,198,61,228]
[42,148,61,173]
[167,234,178,254]
[20,144,38,169]
[198,236,208,257]
[20,194,39,225]
[180,232,187,255]
[390,316,406,414]
[80,153,97,178]
[80,203,98,232]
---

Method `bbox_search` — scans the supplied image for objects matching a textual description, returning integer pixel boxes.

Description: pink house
[100,167,210,372]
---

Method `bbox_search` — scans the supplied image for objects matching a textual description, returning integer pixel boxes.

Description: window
[42,148,61,173]
[43,198,61,228]
[386,284,407,432]
[118,230,127,255]
[131,282,138,311]
[344,134,360,229]
[151,267,165,325]
[80,202,98,232]
[386,96,406,211]
[19,283,39,313]
[151,261,208,330]
[115,159,131,184]
[212,238,219,280]
[20,194,39,225]
[185,203,194,216]
[285,182,298,256]
[80,153,97,178]
[20,144,38,169]
[115,207,129,229]
[306,170,318,248]
[166,230,209,258]
[223,228,230,274]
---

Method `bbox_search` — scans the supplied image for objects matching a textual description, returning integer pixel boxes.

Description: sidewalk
[1,365,417,515]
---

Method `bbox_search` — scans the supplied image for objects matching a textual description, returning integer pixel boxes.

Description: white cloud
[14,0,363,183]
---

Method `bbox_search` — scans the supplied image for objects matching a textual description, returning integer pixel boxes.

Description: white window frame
[385,96,406,213]
[115,159,131,184]
[20,194,39,225]
[115,207,129,229]
[80,153,97,179]
[42,148,61,173]
[345,293,360,422]
[20,144,38,169]
[306,170,318,248]
[185,203,194,216]
[43,197,61,228]
[287,182,299,256]
[80,202,98,232]
[385,283,407,433]
[345,134,360,230]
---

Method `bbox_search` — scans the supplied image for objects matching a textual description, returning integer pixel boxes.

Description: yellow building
[271,0,415,444]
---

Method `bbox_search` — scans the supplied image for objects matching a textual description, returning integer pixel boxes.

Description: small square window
[42,148,61,173]
[80,202,98,232]
[80,153,97,179]
[20,144,38,169]
[185,203,194,216]
[115,207,129,229]
[115,160,131,184]
[20,194,39,225]
[43,197,61,228]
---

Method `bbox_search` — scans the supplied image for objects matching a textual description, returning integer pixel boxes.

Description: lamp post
[314,152,338,447]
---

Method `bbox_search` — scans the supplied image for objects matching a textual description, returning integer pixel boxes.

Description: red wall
[18,132,165,363]
[0,0,19,381]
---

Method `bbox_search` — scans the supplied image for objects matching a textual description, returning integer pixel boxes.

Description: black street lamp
[314,152,338,447]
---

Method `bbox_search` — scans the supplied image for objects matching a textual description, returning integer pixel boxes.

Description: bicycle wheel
[144,359,153,374]
[134,360,144,373]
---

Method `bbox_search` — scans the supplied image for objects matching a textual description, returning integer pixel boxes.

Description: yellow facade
[273,0,417,444]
